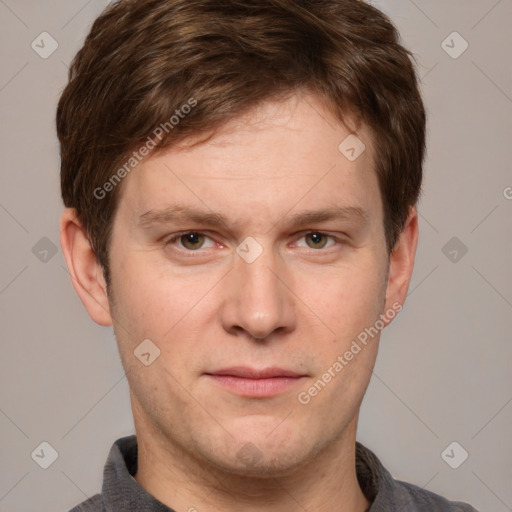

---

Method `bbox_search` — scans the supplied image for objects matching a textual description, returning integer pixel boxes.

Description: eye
[296,232,336,249]
[167,232,216,251]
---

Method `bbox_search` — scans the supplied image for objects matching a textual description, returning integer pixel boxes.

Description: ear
[60,208,113,326]
[383,206,419,323]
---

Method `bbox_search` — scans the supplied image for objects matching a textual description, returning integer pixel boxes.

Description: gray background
[0,1,511,511]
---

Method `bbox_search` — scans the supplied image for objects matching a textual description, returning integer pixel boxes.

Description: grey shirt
[69,435,478,511]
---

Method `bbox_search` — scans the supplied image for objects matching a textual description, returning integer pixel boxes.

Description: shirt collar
[101,435,394,511]
[102,436,174,511]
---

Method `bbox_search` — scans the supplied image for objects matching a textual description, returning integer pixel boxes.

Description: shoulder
[391,478,479,511]
[355,442,479,511]
[68,493,103,511]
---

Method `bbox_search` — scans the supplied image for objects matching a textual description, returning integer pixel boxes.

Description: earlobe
[383,207,419,321]
[60,208,113,326]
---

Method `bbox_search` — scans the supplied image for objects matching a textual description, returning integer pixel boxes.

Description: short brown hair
[57,0,426,286]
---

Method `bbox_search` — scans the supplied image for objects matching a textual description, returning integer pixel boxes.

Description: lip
[205,367,307,398]
[208,366,304,379]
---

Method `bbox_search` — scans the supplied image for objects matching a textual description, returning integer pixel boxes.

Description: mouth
[204,367,308,398]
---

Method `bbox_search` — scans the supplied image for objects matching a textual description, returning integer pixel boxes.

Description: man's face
[107,93,397,475]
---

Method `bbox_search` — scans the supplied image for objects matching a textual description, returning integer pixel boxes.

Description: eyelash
[164,232,217,253]
[164,231,339,253]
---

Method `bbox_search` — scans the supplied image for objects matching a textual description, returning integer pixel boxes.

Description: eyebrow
[137,204,368,230]
[286,206,368,227]
[138,205,229,229]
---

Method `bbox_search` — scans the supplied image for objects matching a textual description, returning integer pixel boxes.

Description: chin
[199,418,322,477]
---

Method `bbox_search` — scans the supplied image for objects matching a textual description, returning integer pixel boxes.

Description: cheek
[113,275,169,338]
[110,250,205,339]
[295,269,384,418]
[108,251,227,383]
[293,256,388,342]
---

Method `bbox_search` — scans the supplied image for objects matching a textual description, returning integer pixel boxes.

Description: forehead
[118,93,380,227]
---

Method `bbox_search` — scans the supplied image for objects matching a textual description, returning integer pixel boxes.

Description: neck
[134,417,370,512]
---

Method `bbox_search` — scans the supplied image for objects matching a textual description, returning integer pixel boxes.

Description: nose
[219,244,296,341]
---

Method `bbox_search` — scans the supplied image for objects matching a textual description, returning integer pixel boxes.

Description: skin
[60,92,418,512]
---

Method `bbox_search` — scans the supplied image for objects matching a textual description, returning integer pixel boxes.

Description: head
[58,0,425,479]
